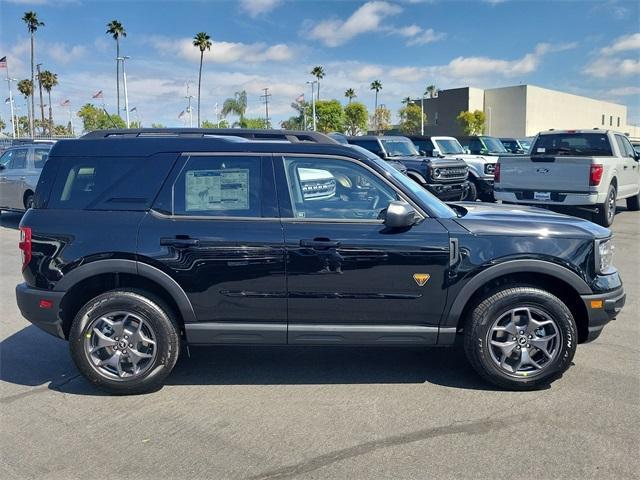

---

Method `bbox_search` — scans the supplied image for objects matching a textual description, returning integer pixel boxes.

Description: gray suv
[0,144,52,213]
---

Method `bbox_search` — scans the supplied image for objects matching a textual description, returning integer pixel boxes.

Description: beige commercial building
[418,84,640,140]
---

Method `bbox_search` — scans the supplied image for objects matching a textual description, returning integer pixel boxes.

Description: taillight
[19,227,32,271]
[494,162,501,183]
[590,164,604,186]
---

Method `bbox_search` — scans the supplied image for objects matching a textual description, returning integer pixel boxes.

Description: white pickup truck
[494,130,640,226]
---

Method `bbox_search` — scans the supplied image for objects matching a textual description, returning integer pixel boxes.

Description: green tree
[344,102,368,136]
[425,84,438,98]
[150,123,166,128]
[38,70,58,134]
[0,117,5,132]
[22,11,44,136]
[242,117,268,129]
[398,104,425,135]
[344,88,356,104]
[313,99,344,133]
[457,110,486,135]
[192,32,212,128]
[16,116,30,136]
[370,80,383,131]
[106,20,126,115]
[52,123,72,136]
[221,90,248,126]
[371,106,391,133]
[77,103,126,132]
[17,79,33,133]
[311,65,325,99]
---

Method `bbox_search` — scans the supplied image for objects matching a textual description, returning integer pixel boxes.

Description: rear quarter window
[45,153,178,210]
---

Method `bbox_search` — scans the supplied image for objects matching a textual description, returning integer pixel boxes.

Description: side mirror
[463,147,471,154]
[432,148,442,157]
[376,150,387,159]
[419,149,427,156]
[0,164,5,171]
[382,201,418,228]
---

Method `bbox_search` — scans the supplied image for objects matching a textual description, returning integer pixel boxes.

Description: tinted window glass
[615,135,635,158]
[157,155,262,217]
[0,149,14,167]
[468,138,483,154]
[7,149,27,169]
[433,139,464,155]
[34,148,50,168]
[532,133,612,156]
[47,154,177,210]
[380,139,419,157]
[283,156,398,220]
[412,139,434,155]
[349,139,380,153]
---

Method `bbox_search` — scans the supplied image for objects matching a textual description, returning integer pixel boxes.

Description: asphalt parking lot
[0,207,638,480]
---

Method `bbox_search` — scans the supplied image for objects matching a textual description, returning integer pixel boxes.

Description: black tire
[463,286,577,390]
[594,183,616,227]
[69,289,180,395]
[463,180,478,202]
[626,190,640,211]
[24,192,34,210]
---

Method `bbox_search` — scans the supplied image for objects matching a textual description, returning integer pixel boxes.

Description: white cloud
[600,32,640,55]
[608,86,640,96]
[584,57,640,78]
[310,1,402,47]
[47,43,87,65]
[352,65,384,81]
[406,28,445,46]
[239,0,283,18]
[149,36,294,64]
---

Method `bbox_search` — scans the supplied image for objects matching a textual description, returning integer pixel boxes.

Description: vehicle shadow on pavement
[0,325,500,396]
[0,212,22,230]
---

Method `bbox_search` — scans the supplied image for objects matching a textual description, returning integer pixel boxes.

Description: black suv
[16,129,625,394]
[347,136,470,201]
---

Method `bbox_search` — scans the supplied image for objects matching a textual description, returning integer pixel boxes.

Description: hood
[450,202,610,239]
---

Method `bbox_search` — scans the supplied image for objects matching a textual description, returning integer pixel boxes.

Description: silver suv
[0,144,52,213]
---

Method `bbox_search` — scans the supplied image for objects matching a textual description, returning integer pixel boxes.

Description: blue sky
[1,0,639,131]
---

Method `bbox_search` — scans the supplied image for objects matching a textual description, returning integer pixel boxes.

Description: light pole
[185,81,194,128]
[117,56,131,128]
[306,80,317,131]
[421,93,426,135]
[5,77,18,138]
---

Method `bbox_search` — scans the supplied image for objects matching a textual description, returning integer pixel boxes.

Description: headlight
[595,238,615,274]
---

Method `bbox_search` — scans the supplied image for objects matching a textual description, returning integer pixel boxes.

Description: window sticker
[185,169,250,211]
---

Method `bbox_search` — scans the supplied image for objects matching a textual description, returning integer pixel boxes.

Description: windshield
[519,139,532,151]
[435,138,465,155]
[481,137,508,153]
[381,139,419,157]
[532,133,613,156]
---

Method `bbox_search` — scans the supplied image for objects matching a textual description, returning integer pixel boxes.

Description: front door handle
[300,238,341,249]
[160,237,200,247]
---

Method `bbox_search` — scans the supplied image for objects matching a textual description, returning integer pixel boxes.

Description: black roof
[51,128,365,159]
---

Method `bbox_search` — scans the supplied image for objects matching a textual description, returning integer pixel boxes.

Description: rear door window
[34,148,50,168]
[46,153,178,210]
[3,149,28,169]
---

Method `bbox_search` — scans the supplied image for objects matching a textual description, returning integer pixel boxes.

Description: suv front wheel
[464,286,577,390]
[69,289,180,394]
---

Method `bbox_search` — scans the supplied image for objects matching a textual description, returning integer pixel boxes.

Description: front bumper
[580,286,626,342]
[425,180,470,201]
[16,282,66,339]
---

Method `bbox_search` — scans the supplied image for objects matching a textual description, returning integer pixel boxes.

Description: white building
[418,84,640,140]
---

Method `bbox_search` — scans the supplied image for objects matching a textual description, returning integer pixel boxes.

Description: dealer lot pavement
[1,208,638,480]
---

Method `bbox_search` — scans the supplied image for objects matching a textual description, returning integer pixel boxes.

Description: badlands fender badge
[413,273,431,286]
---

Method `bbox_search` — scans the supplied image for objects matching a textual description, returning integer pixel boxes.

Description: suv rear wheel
[69,290,180,394]
[464,286,577,390]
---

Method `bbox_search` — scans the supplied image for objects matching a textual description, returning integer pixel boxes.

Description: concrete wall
[484,85,527,137]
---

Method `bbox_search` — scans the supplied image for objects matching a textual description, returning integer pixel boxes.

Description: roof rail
[82,128,338,144]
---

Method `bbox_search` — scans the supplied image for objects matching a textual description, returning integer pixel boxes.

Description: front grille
[437,166,468,180]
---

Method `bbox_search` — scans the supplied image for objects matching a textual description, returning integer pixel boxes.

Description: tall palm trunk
[116,38,120,116]
[374,91,378,132]
[317,80,320,100]
[29,33,35,137]
[197,50,203,127]
[47,90,53,130]
[37,67,45,134]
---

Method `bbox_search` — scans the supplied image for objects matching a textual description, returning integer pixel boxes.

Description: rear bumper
[425,181,470,200]
[15,283,66,339]
[494,189,601,206]
[580,286,626,342]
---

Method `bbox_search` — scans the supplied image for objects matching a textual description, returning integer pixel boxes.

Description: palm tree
[425,84,438,98]
[106,20,126,115]
[221,90,248,127]
[401,96,412,105]
[17,79,33,136]
[22,11,44,137]
[39,70,58,134]
[311,66,325,99]
[192,32,212,128]
[370,80,383,133]
[344,88,356,104]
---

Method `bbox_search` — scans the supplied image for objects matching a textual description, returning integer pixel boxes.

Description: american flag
[92,90,103,99]
[0,56,7,69]
[178,110,185,119]
[295,93,304,103]
[60,99,71,107]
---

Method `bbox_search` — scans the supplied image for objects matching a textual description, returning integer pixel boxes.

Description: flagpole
[4,58,16,138]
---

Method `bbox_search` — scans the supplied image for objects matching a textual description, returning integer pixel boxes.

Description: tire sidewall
[69,291,179,394]
[468,289,577,388]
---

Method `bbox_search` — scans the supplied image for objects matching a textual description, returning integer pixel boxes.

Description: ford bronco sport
[16,129,625,394]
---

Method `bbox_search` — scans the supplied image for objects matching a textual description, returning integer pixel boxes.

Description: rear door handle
[300,239,341,249]
[160,237,200,247]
